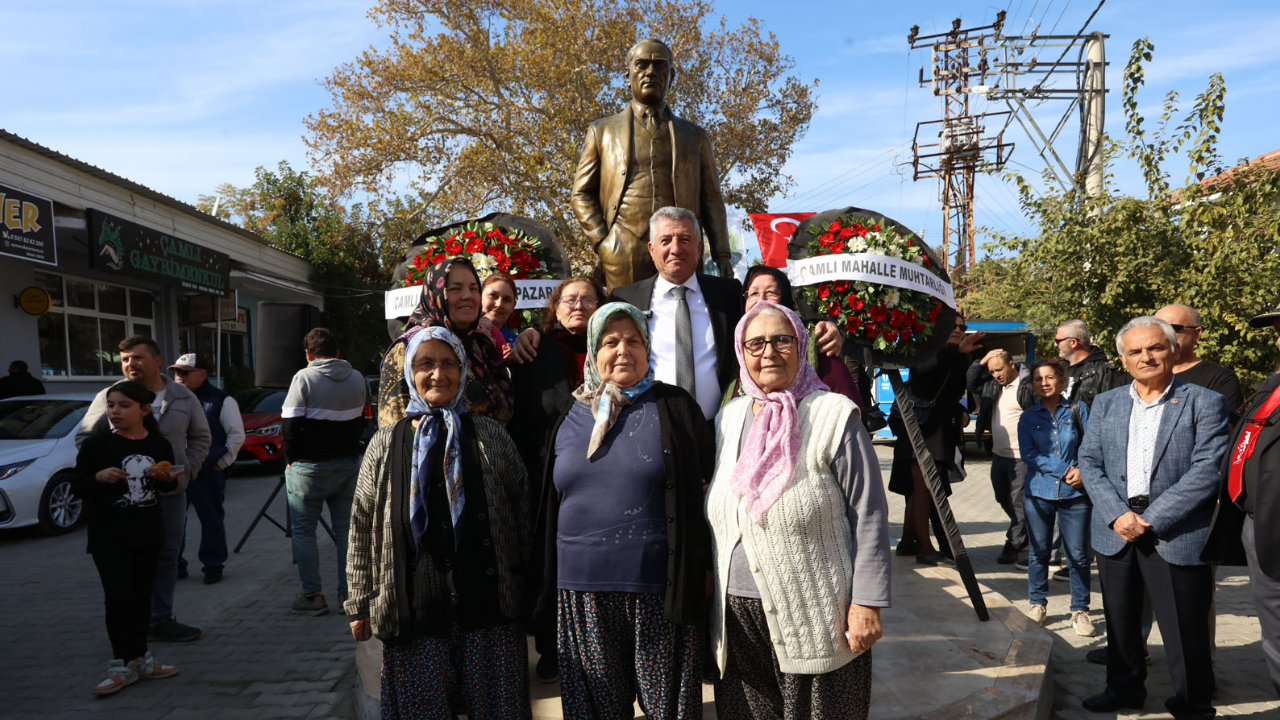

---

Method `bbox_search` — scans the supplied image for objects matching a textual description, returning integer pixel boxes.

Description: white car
[0,393,94,534]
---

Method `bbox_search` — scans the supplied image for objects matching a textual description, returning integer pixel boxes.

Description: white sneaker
[1073,610,1096,637]
[93,659,138,696]
[1027,604,1047,626]
[133,651,179,679]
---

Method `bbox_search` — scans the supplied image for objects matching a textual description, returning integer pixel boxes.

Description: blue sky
[3,0,1277,253]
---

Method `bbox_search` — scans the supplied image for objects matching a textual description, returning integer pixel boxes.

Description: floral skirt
[714,595,873,720]
[557,589,703,720]
[380,621,530,720]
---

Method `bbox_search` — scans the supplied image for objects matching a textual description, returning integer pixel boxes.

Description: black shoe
[895,541,919,557]
[996,543,1019,564]
[535,654,559,684]
[148,618,202,643]
[1051,567,1071,582]
[177,566,189,580]
[916,551,954,567]
[1082,690,1145,712]
[203,568,223,585]
[1086,647,1108,665]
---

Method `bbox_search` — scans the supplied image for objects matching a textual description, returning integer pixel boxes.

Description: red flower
[868,305,888,322]
[830,241,845,253]
[465,237,484,254]
[829,220,843,232]
[851,223,868,237]
[872,224,880,232]
[486,245,507,260]
[866,326,879,339]
[913,322,926,334]
[507,312,522,328]
[886,329,900,342]
[845,315,862,333]
[847,294,864,311]
[820,233,835,246]
[462,230,478,240]
[826,303,840,317]
[445,241,464,256]
[432,253,447,263]
[890,309,905,328]
[838,227,854,240]
[905,310,918,325]
[906,238,915,247]
[927,304,941,322]
[833,280,849,292]
[923,257,932,269]
[817,283,831,299]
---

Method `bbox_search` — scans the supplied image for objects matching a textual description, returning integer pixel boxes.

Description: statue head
[625,39,674,107]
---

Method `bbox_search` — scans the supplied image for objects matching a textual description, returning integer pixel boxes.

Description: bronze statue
[571,39,733,289]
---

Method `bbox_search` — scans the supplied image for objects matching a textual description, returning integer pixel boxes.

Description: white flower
[911,250,925,265]
[471,252,496,277]
[854,281,869,293]
[884,289,901,308]
[867,247,886,256]
[849,237,867,252]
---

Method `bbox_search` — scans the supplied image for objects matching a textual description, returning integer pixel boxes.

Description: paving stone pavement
[883,443,1280,720]
[6,447,1278,719]
[2,470,356,719]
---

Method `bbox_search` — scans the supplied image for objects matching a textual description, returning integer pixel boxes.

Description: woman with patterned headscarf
[705,301,892,720]
[378,257,514,427]
[346,327,532,719]
[527,302,713,720]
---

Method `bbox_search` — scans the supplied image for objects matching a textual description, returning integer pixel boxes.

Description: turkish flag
[749,213,815,268]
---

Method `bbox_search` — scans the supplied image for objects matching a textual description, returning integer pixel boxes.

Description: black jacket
[0,371,46,399]
[966,361,1037,445]
[1064,345,1128,408]
[527,383,713,630]
[510,328,582,499]
[1203,373,1280,578]
[610,272,743,396]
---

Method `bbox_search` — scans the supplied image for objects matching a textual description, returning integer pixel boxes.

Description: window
[34,271,159,379]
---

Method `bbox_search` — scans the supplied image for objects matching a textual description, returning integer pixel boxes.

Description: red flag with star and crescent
[748,213,815,268]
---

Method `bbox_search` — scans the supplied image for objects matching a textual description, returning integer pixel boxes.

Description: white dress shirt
[1126,380,1173,498]
[217,396,246,470]
[649,274,721,420]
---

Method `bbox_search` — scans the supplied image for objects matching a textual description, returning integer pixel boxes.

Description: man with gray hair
[1078,316,1229,716]
[1056,319,1127,408]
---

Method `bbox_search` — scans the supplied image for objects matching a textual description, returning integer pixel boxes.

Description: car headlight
[250,423,281,438]
[0,458,37,481]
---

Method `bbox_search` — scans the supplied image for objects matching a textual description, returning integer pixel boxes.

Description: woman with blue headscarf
[346,326,532,720]
[528,302,714,720]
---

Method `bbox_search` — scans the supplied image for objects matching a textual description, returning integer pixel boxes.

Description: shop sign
[18,286,53,316]
[0,182,57,266]
[88,209,231,296]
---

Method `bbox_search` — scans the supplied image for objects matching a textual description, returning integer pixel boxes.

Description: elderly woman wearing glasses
[705,301,892,720]
[528,302,713,719]
[346,327,532,719]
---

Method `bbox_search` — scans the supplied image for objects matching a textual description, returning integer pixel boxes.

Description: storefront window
[34,271,157,380]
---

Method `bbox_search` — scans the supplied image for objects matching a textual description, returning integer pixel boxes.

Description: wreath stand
[886,370,989,621]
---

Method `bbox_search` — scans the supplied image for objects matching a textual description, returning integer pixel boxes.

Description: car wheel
[39,472,84,535]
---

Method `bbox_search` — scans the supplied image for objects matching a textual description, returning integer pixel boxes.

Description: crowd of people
[61,203,1280,720]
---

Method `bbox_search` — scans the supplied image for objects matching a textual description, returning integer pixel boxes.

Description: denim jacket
[1018,399,1090,501]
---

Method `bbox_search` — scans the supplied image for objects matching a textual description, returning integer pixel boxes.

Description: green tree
[302,0,818,267]
[964,39,1280,390]
[198,162,422,372]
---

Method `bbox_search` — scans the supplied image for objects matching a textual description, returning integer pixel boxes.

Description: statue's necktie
[673,286,695,397]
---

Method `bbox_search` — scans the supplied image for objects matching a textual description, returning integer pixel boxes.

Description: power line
[783,150,896,208]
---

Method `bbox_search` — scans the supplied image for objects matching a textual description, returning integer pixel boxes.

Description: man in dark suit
[1203,304,1280,698]
[1078,316,1230,718]
[610,206,842,420]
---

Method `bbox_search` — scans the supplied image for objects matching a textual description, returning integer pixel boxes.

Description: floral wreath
[800,216,945,355]
[403,220,557,329]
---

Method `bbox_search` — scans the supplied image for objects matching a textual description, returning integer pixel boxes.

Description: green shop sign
[88,210,230,296]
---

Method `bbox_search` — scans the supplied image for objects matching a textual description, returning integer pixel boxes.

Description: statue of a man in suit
[571,39,734,289]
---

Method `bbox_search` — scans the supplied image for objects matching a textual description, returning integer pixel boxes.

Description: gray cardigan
[75,375,212,494]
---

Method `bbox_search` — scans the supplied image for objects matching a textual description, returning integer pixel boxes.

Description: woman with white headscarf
[527,302,713,720]
[346,326,532,719]
[705,301,892,720]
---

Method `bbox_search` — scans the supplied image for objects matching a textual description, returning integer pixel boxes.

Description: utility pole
[908,13,1013,279]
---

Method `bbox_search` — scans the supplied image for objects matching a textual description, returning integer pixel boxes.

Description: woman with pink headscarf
[704,301,892,720]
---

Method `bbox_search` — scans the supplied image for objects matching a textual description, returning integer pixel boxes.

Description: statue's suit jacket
[1078,378,1230,565]
[571,105,731,262]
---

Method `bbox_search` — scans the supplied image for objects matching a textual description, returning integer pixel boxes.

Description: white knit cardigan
[706,391,864,675]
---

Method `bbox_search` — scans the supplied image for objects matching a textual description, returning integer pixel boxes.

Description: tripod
[234,475,335,555]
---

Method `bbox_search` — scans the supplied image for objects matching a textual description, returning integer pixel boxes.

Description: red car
[233,389,287,473]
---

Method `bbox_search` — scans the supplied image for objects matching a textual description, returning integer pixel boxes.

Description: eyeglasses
[743,334,797,356]
[413,358,463,374]
[1169,324,1201,333]
[745,289,782,302]
[1053,337,1074,344]
[559,296,598,309]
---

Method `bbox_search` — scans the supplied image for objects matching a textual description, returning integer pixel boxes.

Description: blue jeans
[285,458,359,597]
[179,469,228,572]
[1025,494,1091,611]
[151,492,187,624]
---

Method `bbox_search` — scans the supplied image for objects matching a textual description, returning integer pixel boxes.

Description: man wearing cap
[1203,304,1280,698]
[172,353,244,585]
